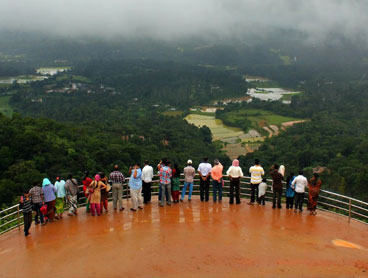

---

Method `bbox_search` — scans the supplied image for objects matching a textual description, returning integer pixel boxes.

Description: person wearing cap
[211,159,223,203]
[181,160,196,202]
[198,157,212,202]
[54,176,66,219]
[142,160,154,204]
[109,165,125,211]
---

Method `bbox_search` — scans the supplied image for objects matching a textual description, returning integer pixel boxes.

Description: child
[258,178,267,205]
[20,191,33,237]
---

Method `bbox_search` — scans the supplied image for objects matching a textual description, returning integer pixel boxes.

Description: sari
[308,177,322,211]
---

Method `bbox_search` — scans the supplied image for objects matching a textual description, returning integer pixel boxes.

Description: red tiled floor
[1,197,368,277]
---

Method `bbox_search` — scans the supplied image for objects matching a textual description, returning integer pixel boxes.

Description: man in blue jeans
[180,160,195,202]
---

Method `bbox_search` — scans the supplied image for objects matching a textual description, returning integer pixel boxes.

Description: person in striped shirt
[20,191,33,237]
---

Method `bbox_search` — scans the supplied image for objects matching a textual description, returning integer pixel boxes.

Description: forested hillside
[0,111,230,207]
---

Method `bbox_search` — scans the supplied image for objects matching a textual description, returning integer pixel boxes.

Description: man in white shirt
[142,160,154,204]
[291,171,308,212]
[198,157,212,202]
[248,159,265,205]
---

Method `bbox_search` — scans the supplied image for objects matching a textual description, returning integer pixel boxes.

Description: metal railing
[1,175,367,235]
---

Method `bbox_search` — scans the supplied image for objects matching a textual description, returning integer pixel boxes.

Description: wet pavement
[1,197,368,277]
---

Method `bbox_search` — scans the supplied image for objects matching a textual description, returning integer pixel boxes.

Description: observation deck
[1,176,368,277]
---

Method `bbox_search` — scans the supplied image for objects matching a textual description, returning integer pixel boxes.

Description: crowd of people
[19,158,322,237]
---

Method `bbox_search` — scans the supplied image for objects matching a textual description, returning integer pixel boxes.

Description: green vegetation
[162,110,184,117]
[0,96,13,117]
[216,108,302,133]
[280,92,301,101]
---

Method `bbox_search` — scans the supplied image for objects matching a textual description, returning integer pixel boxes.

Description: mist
[0,0,368,42]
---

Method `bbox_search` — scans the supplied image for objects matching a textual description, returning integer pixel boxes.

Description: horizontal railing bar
[350,210,368,219]
[0,217,22,229]
[0,210,19,220]
[0,204,19,214]
[320,189,368,206]
[319,195,350,207]
[318,201,350,213]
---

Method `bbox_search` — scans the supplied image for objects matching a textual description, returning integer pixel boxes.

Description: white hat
[187,159,192,164]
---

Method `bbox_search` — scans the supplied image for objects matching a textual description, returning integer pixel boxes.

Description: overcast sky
[0,0,367,42]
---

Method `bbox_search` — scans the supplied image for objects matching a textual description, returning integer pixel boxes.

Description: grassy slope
[220,109,302,130]
[0,96,13,117]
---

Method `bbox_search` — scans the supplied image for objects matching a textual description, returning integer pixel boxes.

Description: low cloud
[0,0,367,42]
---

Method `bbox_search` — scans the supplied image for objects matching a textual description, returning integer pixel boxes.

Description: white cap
[187,159,192,164]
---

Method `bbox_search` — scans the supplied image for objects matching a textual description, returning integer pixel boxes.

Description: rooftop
[1,197,368,277]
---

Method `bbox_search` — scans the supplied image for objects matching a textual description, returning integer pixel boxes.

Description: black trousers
[250,183,259,203]
[272,187,282,208]
[286,197,294,209]
[33,202,44,224]
[259,195,265,205]
[200,178,210,201]
[294,192,304,211]
[142,181,151,204]
[229,178,241,204]
[23,211,32,236]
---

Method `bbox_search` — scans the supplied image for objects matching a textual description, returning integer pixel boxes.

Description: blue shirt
[43,184,57,202]
[55,180,66,198]
[129,168,142,190]
[286,176,296,198]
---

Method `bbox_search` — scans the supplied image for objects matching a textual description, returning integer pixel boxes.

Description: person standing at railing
[54,176,66,219]
[65,175,79,216]
[171,164,181,203]
[198,157,212,202]
[29,181,45,226]
[89,174,107,216]
[142,160,154,204]
[157,159,170,203]
[19,191,33,237]
[82,171,93,213]
[258,178,267,205]
[159,160,172,207]
[270,164,283,209]
[42,178,57,222]
[180,159,195,202]
[291,171,308,213]
[226,159,243,205]
[248,159,265,205]
[129,163,144,211]
[308,173,322,216]
[109,165,125,211]
[285,173,296,209]
[211,159,223,203]
[99,173,110,213]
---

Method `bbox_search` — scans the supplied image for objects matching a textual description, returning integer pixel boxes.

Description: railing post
[17,205,20,230]
[348,199,352,224]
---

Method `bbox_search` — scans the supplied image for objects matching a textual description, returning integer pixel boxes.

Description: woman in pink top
[211,159,223,202]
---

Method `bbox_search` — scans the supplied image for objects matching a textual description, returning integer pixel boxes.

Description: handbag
[40,204,47,215]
